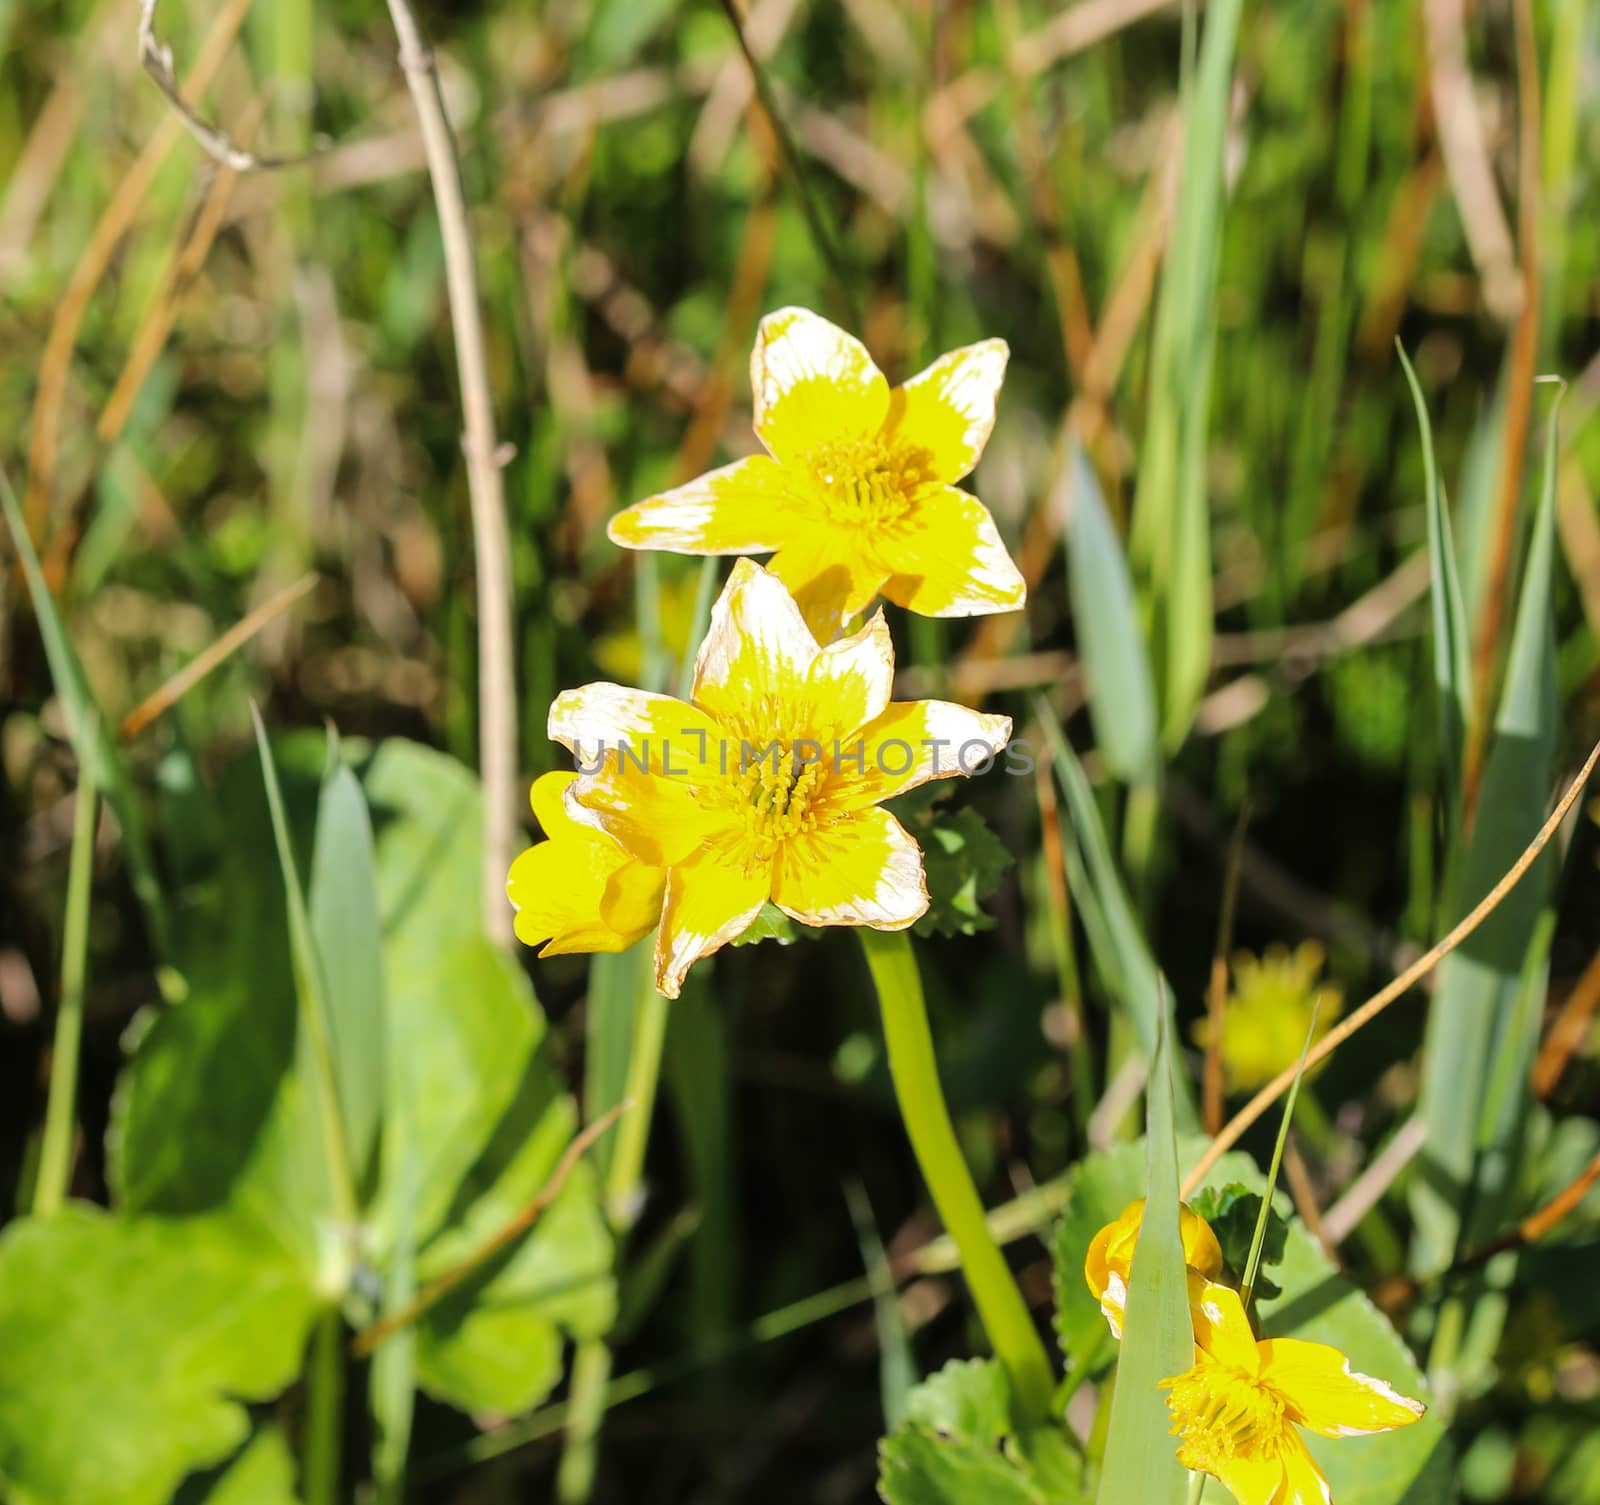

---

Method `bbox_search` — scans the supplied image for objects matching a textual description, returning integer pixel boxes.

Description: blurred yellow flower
[1195,941,1343,1095]
[594,570,704,686]
[1084,1198,1223,1339]
[549,558,1010,997]
[607,307,1026,635]
[1165,1278,1424,1505]
[505,771,664,956]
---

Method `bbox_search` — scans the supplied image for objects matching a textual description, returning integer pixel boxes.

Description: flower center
[805,439,932,527]
[727,744,827,852]
[1163,1360,1285,1475]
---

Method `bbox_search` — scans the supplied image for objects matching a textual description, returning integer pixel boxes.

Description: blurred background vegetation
[3,0,1600,1501]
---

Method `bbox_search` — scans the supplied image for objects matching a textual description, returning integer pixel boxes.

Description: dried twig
[351,1103,630,1358]
[120,574,318,741]
[384,0,517,949]
[1323,1116,1427,1248]
[1183,737,1600,1196]
[138,0,321,172]
[1531,940,1600,1099]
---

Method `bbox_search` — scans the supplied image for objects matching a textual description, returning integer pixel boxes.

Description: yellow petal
[600,858,668,938]
[506,831,654,956]
[654,841,772,998]
[1183,1207,1225,1281]
[689,557,820,736]
[530,770,584,837]
[882,338,1008,483]
[1276,1430,1335,1505]
[1258,1339,1426,1438]
[802,609,895,741]
[772,805,928,929]
[548,683,725,867]
[1190,1278,1261,1375]
[1084,1199,1144,1336]
[606,454,796,554]
[837,698,1012,807]
[751,307,889,464]
[1084,1199,1223,1338]
[767,527,886,638]
[1187,1445,1286,1505]
[879,487,1026,617]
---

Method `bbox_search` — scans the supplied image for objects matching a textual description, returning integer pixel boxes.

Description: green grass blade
[1128,0,1243,750]
[1036,701,1198,1131]
[846,1179,917,1432]
[1094,1017,1191,1505]
[0,464,171,956]
[309,749,388,1199]
[252,708,358,1232]
[1411,384,1565,1280]
[1063,446,1159,787]
[1239,1005,1321,1314]
[1396,344,1472,804]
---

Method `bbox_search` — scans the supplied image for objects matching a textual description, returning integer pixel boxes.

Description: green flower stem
[559,952,671,1504]
[606,981,671,1225]
[304,1308,344,1505]
[33,755,97,1218]
[859,927,1055,1420]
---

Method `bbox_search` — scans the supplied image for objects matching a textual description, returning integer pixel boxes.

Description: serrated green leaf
[1095,1021,1190,1505]
[1062,446,1160,786]
[0,1208,318,1505]
[732,901,806,946]
[878,1359,1087,1505]
[912,805,1013,938]
[1188,1184,1287,1301]
[309,756,386,1198]
[187,1425,303,1505]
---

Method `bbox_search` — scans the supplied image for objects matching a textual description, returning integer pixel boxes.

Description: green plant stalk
[858,927,1054,1420]
[304,1309,344,1505]
[560,958,671,1502]
[1240,1007,1321,1314]
[33,754,97,1218]
[1186,1471,1209,1504]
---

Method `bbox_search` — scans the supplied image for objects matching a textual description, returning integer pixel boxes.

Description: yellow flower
[1084,1198,1224,1338]
[505,771,664,956]
[594,569,705,685]
[607,307,1026,635]
[1165,1279,1424,1505]
[549,558,1010,997]
[1194,941,1343,1095]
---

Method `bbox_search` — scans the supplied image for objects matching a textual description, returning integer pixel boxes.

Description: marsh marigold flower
[1194,941,1343,1096]
[1084,1197,1223,1338]
[1083,1203,1425,1505]
[505,771,664,955]
[547,559,1010,997]
[607,308,1026,634]
[1164,1279,1424,1505]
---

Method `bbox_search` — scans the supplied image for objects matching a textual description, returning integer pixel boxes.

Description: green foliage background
[3,0,1600,1502]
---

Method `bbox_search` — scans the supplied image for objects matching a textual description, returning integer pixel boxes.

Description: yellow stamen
[1163,1359,1285,1476]
[806,438,933,528]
